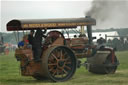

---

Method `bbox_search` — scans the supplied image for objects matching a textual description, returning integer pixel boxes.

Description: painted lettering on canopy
[22,22,93,28]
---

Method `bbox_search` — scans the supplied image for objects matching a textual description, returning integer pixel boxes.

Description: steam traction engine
[7,16,119,82]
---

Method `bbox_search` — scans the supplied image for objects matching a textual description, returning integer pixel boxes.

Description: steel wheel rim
[104,55,118,74]
[105,66,117,74]
[47,46,76,81]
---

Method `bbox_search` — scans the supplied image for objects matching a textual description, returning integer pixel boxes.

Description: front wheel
[103,55,119,74]
[87,52,119,74]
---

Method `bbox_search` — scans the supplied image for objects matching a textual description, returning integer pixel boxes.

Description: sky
[0,0,93,32]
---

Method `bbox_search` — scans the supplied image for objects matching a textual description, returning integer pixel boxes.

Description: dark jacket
[28,34,34,45]
[33,29,47,47]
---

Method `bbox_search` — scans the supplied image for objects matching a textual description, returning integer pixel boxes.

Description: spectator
[18,35,28,48]
[97,37,106,45]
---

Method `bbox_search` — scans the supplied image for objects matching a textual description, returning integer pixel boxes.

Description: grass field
[0,51,128,85]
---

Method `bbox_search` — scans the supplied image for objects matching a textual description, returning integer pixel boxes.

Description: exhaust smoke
[86,0,128,29]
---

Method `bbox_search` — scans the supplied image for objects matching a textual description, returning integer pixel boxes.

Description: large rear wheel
[42,46,77,82]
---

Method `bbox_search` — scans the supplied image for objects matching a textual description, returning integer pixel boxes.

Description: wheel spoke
[57,68,59,75]
[63,50,68,57]
[65,61,71,64]
[61,73,64,78]
[60,50,63,59]
[48,58,55,63]
[48,63,57,66]
[53,70,57,76]
[62,49,69,59]
[62,69,68,74]
[51,53,58,60]
[55,49,60,58]
[65,65,71,70]
[49,67,54,72]
[60,69,64,77]
[65,56,70,60]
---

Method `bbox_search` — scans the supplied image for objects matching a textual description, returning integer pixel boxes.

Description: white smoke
[86,0,128,29]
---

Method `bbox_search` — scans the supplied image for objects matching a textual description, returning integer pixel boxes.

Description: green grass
[0,51,128,85]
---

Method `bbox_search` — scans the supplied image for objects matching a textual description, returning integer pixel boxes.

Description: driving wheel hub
[58,60,64,67]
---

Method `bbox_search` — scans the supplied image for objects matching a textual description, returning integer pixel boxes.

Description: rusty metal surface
[43,31,65,48]
[87,51,110,65]
[15,49,43,76]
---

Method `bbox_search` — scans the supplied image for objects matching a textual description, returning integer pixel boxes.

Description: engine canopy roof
[7,16,96,31]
